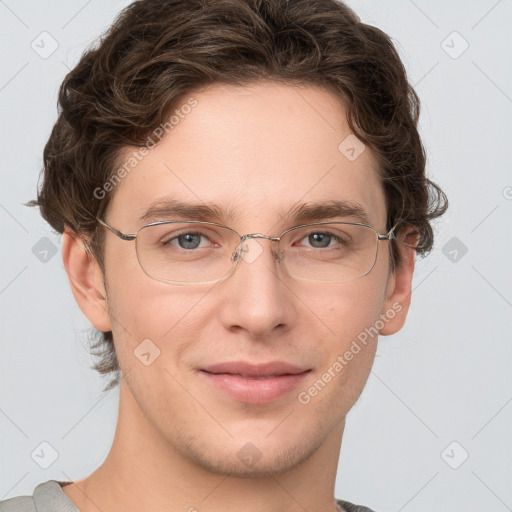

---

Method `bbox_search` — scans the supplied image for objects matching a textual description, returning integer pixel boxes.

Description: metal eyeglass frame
[96,217,399,285]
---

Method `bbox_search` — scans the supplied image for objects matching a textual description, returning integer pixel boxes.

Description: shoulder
[337,498,380,512]
[0,480,76,512]
[0,495,36,512]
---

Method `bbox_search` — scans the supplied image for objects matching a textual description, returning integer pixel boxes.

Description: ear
[61,229,112,332]
[379,233,418,336]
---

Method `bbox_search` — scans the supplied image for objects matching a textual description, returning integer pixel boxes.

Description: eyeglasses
[96,217,398,285]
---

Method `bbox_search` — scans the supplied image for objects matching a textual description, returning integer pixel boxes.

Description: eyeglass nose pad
[231,240,246,263]
[231,247,241,262]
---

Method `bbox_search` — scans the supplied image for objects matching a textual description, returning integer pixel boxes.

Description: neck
[64,379,345,512]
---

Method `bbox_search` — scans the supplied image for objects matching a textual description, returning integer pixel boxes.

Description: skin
[61,81,416,512]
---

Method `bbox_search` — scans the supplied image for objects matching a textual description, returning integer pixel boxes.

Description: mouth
[199,361,311,404]
[202,372,300,379]
[201,360,310,377]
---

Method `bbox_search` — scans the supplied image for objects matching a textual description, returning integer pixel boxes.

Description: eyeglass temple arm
[96,217,137,241]
[377,223,398,241]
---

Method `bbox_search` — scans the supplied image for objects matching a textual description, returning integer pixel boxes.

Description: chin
[178,422,325,478]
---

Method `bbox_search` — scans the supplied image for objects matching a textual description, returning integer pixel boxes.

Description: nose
[218,236,295,339]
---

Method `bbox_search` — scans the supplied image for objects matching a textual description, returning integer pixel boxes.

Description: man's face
[95,82,403,476]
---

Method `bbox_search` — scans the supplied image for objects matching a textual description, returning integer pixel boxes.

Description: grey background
[1,1,511,510]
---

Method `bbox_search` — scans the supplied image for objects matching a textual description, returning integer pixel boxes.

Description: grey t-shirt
[0,480,378,512]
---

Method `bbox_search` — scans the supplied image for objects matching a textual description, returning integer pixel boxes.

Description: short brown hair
[30,0,447,391]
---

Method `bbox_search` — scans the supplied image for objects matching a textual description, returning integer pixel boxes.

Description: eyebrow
[138,197,372,226]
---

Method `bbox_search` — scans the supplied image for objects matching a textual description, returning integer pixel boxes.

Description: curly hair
[29,0,447,392]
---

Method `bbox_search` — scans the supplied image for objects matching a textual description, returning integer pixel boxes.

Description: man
[0,0,447,511]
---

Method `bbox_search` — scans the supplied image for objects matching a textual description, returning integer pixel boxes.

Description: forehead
[108,81,387,231]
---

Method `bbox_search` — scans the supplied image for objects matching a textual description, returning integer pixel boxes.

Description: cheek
[302,272,388,383]
[104,260,212,372]
[293,282,384,415]
[310,269,388,341]
[103,240,181,337]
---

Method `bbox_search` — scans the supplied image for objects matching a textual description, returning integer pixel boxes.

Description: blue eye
[298,231,347,249]
[160,228,221,251]
[173,232,204,250]
[307,232,333,248]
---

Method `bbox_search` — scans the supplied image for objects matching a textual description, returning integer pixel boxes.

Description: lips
[199,361,311,404]
[201,361,309,378]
